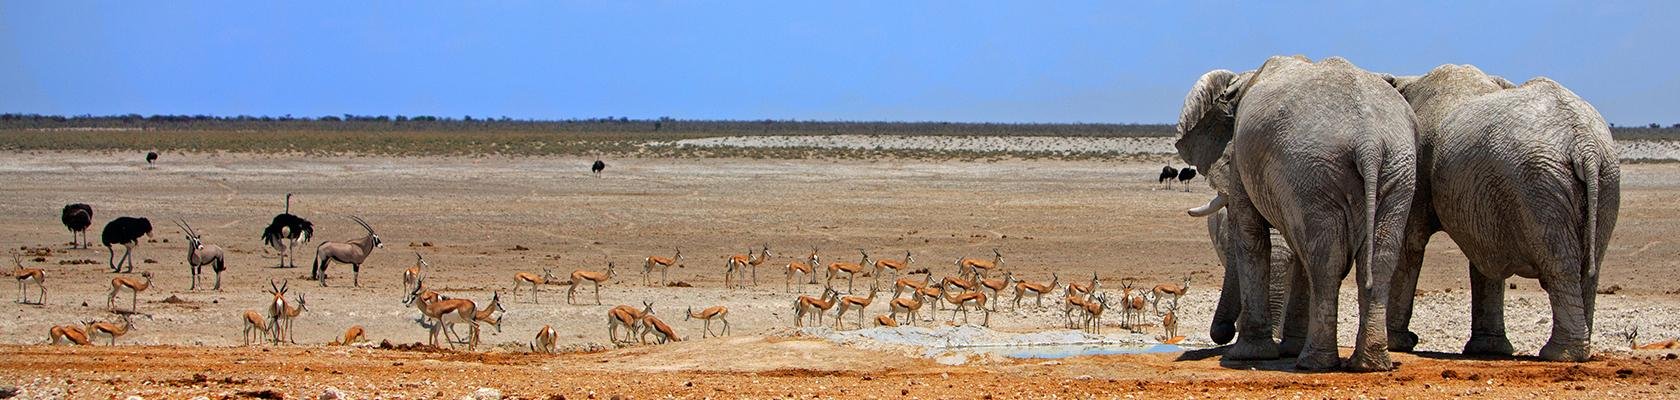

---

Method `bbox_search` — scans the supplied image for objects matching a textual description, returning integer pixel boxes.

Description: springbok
[643,248,682,286]
[1012,273,1057,309]
[1123,290,1150,332]
[50,325,92,345]
[1063,289,1096,329]
[872,250,913,281]
[607,301,653,346]
[468,292,506,335]
[725,245,772,288]
[175,219,227,291]
[332,325,368,346]
[891,273,931,300]
[793,287,839,327]
[107,272,153,313]
[1080,293,1112,334]
[404,281,480,350]
[916,283,945,312]
[265,279,289,344]
[784,248,821,293]
[1157,297,1180,341]
[241,310,269,346]
[834,283,881,329]
[955,249,1002,280]
[1623,326,1680,350]
[941,289,989,326]
[940,267,979,296]
[875,314,899,327]
[825,250,869,294]
[513,269,557,303]
[889,294,922,325]
[568,262,616,305]
[85,316,135,345]
[13,253,45,304]
[1067,273,1099,299]
[532,325,557,353]
[403,253,427,296]
[1151,276,1191,314]
[685,305,730,338]
[640,311,681,344]
[278,293,309,344]
[311,216,383,287]
[977,271,1015,311]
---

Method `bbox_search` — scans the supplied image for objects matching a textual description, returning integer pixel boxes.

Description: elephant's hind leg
[1296,236,1351,371]
[1536,256,1593,362]
[1463,263,1515,356]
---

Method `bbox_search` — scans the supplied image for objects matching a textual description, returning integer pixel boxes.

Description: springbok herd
[20,203,1198,351]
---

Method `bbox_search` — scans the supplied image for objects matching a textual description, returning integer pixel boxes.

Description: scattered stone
[1616,368,1635,379]
[1441,369,1460,380]
[1665,353,1678,360]
[162,295,190,304]
[665,281,692,288]
[471,387,502,400]
[143,259,158,264]
[0,387,17,399]
[1509,283,1518,289]
[1597,285,1622,295]
[510,245,530,251]
[321,386,347,399]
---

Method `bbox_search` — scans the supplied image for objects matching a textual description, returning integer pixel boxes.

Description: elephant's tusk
[1187,194,1227,217]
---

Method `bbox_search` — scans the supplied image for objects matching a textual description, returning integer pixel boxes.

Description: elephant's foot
[1210,322,1237,345]
[1538,340,1591,362]
[1279,335,1307,357]
[1388,330,1420,352]
[1224,337,1280,361]
[1294,349,1340,371]
[1463,335,1516,356]
[1346,348,1395,372]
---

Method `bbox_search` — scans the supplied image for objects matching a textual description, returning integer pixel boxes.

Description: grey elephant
[1176,55,1417,371]
[1205,209,1308,350]
[1385,65,1619,362]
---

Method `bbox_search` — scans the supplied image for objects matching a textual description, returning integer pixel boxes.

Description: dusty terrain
[1,150,1678,398]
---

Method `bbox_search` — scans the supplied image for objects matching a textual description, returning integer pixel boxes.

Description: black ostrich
[101,217,153,273]
[145,152,158,168]
[1157,165,1179,189]
[61,203,94,249]
[1177,167,1198,191]
[592,159,606,176]
[262,193,314,268]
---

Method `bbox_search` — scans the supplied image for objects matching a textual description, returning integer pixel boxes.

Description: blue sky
[1,1,1675,124]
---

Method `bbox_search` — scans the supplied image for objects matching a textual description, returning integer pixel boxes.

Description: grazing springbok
[50,325,92,345]
[1012,273,1057,310]
[513,268,557,303]
[889,294,923,325]
[311,216,383,287]
[1150,276,1190,314]
[265,279,289,344]
[607,301,653,346]
[61,203,94,249]
[977,271,1015,311]
[240,310,270,345]
[956,249,1002,280]
[404,282,480,350]
[331,325,368,346]
[834,283,881,329]
[278,293,309,344]
[174,219,227,291]
[1157,297,1180,341]
[532,325,558,353]
[793,287,839,327]
[643,248,682,286]
[261,193,314,268]
[107,271,153,312]
[941,289,989,326]
[640,311,681,344]
[685,305,730,338]
[403,253,428,296]
[102,216,153,273]
[784,248,821,293]
[875,314,899,327]
[568,262,616,305]
[872,250,913,281]
[1623,327,1680,350]
[826,250,869,294]
[85,316,135,345]
[13,253,46,304]
[725,245,772,288]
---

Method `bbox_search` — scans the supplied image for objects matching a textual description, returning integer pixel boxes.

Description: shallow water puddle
[955,343,1189,359]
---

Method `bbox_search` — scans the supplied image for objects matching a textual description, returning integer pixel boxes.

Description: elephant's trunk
[1206,210,1240,345]
[1187,194,1227,217]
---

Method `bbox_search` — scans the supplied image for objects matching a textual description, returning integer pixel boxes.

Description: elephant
[1176,55,1417,371]
[1385,64,1619,362]
[1205,209,1309,353]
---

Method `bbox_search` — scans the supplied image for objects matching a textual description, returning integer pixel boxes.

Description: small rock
[191,397,210,400]
[127,396,145,400]
[472,387,502,400]
[321,386,347,399]
[1509,283,1517,289]
[1441,369,1460,380]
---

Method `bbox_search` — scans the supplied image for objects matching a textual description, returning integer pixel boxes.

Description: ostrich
[312,216,382,287]
[261,193,314,268]
[61,203,94,249]
[592,159,606,176]
[1176,167,1197,191]
[145,152,158,168]
[101,217,153,273]
[1157,166,1178,189]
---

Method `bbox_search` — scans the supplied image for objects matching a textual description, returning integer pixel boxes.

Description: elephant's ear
[1175,69,1239,172]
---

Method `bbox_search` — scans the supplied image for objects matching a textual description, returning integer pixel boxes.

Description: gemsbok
[643,248,682,286]
[784,248,821,293]
[241,310,269,345]
[607,301,653,346]
[85,316,135,345]
[174,219,227,291]
[513,269,558,303]
[826,250,869,294]
[568,262,616,305]
[532,325,557,353]
[107,271,153,313]
[13,253,45,304]
[311,216,383,287]
[685,305,731,338]
[1012,273,1057,310]
[956,249,1002,280]
[834,283,881,329]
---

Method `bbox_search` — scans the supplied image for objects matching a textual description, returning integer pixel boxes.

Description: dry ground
[1,151,1678,398]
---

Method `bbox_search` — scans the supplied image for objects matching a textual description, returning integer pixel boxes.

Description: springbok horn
[1187,194,1228,217]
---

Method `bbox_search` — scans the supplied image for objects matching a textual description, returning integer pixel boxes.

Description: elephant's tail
[1575,148,1605,337]
[1358,150,1381,289]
